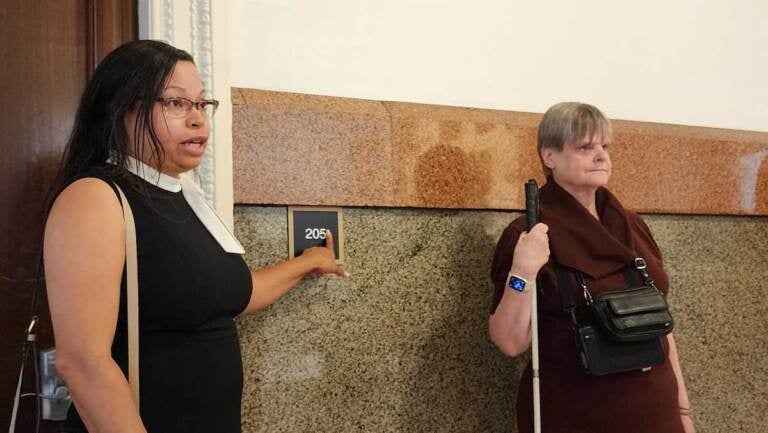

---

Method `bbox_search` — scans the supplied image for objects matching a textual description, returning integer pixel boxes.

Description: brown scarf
[540,178,638,280]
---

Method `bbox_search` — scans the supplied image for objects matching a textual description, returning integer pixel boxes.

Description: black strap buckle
[634,257,647,270]
[633,257,658,289]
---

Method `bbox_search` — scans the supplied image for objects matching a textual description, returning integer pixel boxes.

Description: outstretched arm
[240,231,347,315]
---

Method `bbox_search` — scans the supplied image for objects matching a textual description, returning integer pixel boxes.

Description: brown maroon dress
[491,179,684,433]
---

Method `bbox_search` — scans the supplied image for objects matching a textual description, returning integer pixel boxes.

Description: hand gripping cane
[525,180,542,433]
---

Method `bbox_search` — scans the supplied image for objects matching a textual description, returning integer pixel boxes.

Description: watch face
[509,277,526,292]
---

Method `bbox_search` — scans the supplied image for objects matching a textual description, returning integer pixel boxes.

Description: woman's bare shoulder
[45,177,124,244]
[49,177,122,217]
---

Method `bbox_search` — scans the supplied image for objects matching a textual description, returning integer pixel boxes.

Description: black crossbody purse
[556,258,674,376]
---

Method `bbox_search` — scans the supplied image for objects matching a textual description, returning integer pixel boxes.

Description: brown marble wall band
[232,88,768,215]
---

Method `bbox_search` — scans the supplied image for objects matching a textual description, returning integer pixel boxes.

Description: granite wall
[234,207,768,433]
[232,88,768,432]
[232,88,768,216]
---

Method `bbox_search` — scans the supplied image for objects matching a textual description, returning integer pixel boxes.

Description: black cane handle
[525,180,539,231]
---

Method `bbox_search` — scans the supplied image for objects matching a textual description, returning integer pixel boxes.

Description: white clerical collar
[121,156,245,254]
[124,156,182,192]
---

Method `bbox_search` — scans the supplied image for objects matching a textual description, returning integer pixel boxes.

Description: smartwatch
[506,273,529,292]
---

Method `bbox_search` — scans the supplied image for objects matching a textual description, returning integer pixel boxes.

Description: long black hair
[49,40,194,201]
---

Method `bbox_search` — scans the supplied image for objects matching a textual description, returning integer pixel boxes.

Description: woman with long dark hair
[44,40,346,432]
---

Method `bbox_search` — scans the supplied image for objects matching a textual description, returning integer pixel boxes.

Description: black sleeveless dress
[62,171,252,433]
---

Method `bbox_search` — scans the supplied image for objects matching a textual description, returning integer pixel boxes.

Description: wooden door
[0,1,136,430]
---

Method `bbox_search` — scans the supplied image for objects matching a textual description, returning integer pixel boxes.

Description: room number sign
[287,207,344,264]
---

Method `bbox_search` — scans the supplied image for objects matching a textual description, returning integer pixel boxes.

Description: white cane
[531,282,541,433]
[524,180,542,433]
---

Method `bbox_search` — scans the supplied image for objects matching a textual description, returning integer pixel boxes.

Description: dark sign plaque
[287,207,344,264]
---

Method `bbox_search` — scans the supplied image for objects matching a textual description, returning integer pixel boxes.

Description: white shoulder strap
[7,321,36,433]
[114,183,140,407]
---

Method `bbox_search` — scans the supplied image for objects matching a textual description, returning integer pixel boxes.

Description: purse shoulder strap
[554,263,581,329]
[554,258,648,328]
[113,182,140,408]
[631,257,656,288]
[623,265,639,287]
[574,258,653,300]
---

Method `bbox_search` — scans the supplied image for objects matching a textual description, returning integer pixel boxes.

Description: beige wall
[230,0,768,133]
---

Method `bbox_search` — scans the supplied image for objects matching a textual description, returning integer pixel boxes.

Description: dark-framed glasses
[156,97,220,118]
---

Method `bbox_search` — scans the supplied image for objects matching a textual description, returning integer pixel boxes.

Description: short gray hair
[537,102,613,176]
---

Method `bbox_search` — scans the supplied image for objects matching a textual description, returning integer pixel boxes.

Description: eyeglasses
[156,97,220,118]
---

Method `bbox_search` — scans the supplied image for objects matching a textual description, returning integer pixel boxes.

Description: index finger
[325,229,335,254]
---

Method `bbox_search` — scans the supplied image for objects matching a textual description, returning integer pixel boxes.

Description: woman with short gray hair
[489,102,694,433]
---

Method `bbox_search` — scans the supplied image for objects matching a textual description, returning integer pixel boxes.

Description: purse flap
[612,310,673,330]
[607,291,667,315]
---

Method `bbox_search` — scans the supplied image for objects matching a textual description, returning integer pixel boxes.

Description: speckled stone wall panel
[385,102,541,209]
[608,122,768,215]
[645,215,768,433]
[234,206,768,433]
[235,206,523,432]
[232,89,395,207]
[233,88,768,215]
